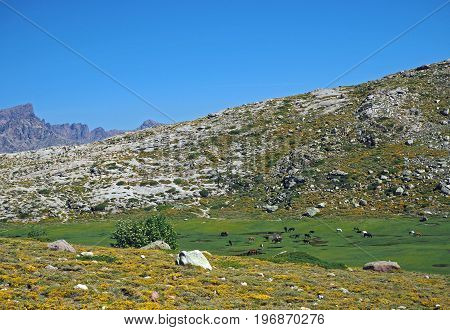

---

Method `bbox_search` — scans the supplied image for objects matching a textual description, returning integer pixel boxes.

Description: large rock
[176,250,212,270]
[141,240,171,250]
[304,207,320,217]
[264,204,278,213]
[363,261,401,272]
[47,240,76,253]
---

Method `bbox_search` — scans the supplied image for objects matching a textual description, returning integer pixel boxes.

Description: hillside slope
[0,238,447,309]
[0,61,448,222]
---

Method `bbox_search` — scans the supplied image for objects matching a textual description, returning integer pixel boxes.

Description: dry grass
[0,238,447,310]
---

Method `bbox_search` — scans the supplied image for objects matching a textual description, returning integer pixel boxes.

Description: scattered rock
[45,265,58,271]
[47,240,76,253]
[141,240,171,250]
[80,251,94,257]
[304,207,320,217]
[395,187,404,195]
[340,288,350,294]
[74,284,88,290]
[150,291,159,302]
[176,250,212,270]
[359,199,368,206]
[435,181,450,195]
[317,202,326,208]
[405,139,414,146]
[363,261,401,272]
[264,204,279,213]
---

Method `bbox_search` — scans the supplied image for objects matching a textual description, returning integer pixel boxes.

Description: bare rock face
[363,261,401,272]
[47,239,76,253]
[176,250,212,270]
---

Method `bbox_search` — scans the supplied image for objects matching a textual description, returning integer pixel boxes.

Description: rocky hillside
[0,61,448,222]
[0,103,161,153]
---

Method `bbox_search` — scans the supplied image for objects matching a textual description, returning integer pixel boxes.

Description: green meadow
[0,213,448,275]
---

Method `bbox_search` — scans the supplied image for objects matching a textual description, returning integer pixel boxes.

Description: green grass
[0,213,448,274]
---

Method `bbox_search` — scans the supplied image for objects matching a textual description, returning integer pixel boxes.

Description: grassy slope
[0,238,447,310]
[1,211,448,275]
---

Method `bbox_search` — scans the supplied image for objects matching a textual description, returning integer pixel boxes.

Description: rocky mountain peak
[0,103,35,121]
[0,104,161,153]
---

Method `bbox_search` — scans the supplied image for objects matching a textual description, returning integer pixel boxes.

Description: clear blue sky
[1,0,449,129]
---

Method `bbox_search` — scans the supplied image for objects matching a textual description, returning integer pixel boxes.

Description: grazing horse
[288,227,295,232]
[409,230,415,236]
[246,249,260,256]
[414,231,422,237]
[309,230,315,234]
[228,240,233,246]
[304,233,311,239]
[363,232,373,238]
[284,226,288,233]
[291,234,301,239]
[248,237,255,242]
[419,216,428,222]
[272,234,282,243]
[303,239,310,244]
[353,227,360,232]
[336,228,343,233]
[220,232,229,237]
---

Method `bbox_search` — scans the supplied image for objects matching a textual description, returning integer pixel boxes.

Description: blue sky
[1,0,449,129]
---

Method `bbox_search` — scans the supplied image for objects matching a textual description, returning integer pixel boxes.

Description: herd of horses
[219,224,424,256]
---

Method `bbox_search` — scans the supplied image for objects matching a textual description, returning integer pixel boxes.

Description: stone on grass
[363,261,401,272]
[141,240,171,250]
[45,265,58,271]
[176,250,212,270]
[264,204,278,213]
[80,251,94,257]
[150,291,159,302]
[74,284,88,290]
[47,240,76,253]
[304,207,320,217]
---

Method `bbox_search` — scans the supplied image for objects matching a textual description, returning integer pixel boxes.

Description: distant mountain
[137,119,163,130]
[0,103,160,153]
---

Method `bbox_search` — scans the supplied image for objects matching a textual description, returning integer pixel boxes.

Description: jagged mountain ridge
[0,103,161,153]
[0,60,448,222]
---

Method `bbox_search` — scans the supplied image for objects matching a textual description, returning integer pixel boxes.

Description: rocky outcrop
[363,261,401,272]
[47,239,76,253]
[141,240,171,250]
[176,250,212,270]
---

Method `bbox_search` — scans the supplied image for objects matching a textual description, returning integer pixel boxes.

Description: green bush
[92,202,108,212]
[27,226,48,240]
[111,215,177,249]
[199,189,209,198]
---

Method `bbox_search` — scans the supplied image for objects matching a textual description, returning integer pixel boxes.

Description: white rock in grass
[80,251,94,257]
[175,250,212,270]
[74,284,88,291]
[45,265,58,271]
[47,240,76,253]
